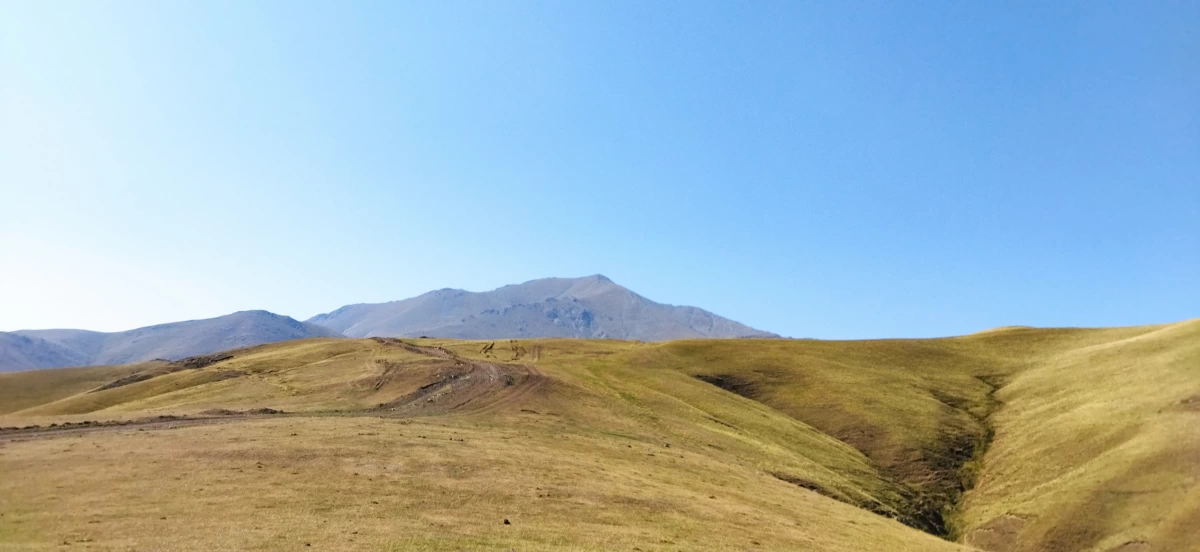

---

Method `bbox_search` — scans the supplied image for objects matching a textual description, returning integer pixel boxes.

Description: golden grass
[956,320,1200,552]
[0,363,148,416]
[1,319,1196,552]
[0,416,966,551]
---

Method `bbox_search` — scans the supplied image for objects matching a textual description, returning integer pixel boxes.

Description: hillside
[955,321,1200,551]
[2,311,342,371]
[1,319,1195,551]
[0,332,92,371]
[307,275,776,340]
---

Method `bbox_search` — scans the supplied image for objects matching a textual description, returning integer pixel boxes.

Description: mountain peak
[231,309,278,317]
[307,276,775,341]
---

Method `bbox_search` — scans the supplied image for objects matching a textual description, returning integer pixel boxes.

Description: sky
[1,1,1197,339]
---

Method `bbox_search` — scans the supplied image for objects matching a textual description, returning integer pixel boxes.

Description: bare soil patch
[965,514,1028,552]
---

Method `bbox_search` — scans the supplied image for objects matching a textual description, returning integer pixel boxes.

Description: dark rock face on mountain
[2,311,342,371]
[308,275,775,341]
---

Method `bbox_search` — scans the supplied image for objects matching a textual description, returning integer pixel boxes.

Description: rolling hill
[1,318,1194,551]
[1,311,341,372]
[308,274,776,340]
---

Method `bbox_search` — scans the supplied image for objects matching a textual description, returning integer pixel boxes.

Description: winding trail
[370,338,548,416]
[2,339,551,446]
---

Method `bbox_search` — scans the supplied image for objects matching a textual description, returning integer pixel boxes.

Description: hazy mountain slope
[11,329,108,360]
[308,275,775,340]
[0,332,92,372]
[4,311,342,370]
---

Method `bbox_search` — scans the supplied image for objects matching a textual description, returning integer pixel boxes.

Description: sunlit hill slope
[1,318,1196,552]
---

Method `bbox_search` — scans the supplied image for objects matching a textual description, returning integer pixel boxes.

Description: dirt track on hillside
[1,340,549,443]
[0,415,256,443]
[371,338,548,416]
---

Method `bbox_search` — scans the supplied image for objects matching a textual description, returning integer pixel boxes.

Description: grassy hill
[955,321,1200,552]
[1,319,1195,551]
[0,362,151,415]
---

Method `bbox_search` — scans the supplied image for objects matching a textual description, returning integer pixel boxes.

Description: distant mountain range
[0,311,340,372]
[308,275,775,340]
[1,275,774,371]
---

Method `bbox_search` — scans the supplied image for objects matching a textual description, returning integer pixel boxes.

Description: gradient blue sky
[1,1,1197,338]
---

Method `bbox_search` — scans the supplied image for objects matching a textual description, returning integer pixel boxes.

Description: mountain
[307,275,776,340]
[1,311,342,372]
[0,332,93,371]
[0,277,767,370]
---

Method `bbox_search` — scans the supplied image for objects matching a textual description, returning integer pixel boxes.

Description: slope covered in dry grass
[0,338,963,551]
[956,321,1200,552]
[0,362,150,416]
[1,319,1195,551]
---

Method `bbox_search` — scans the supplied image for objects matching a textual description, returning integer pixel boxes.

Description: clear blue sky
[1,1,1196,338]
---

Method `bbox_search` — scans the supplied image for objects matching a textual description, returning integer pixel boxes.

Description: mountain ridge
[1,310,341,372]
[307,275,776,340]
[1,276,775,371]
